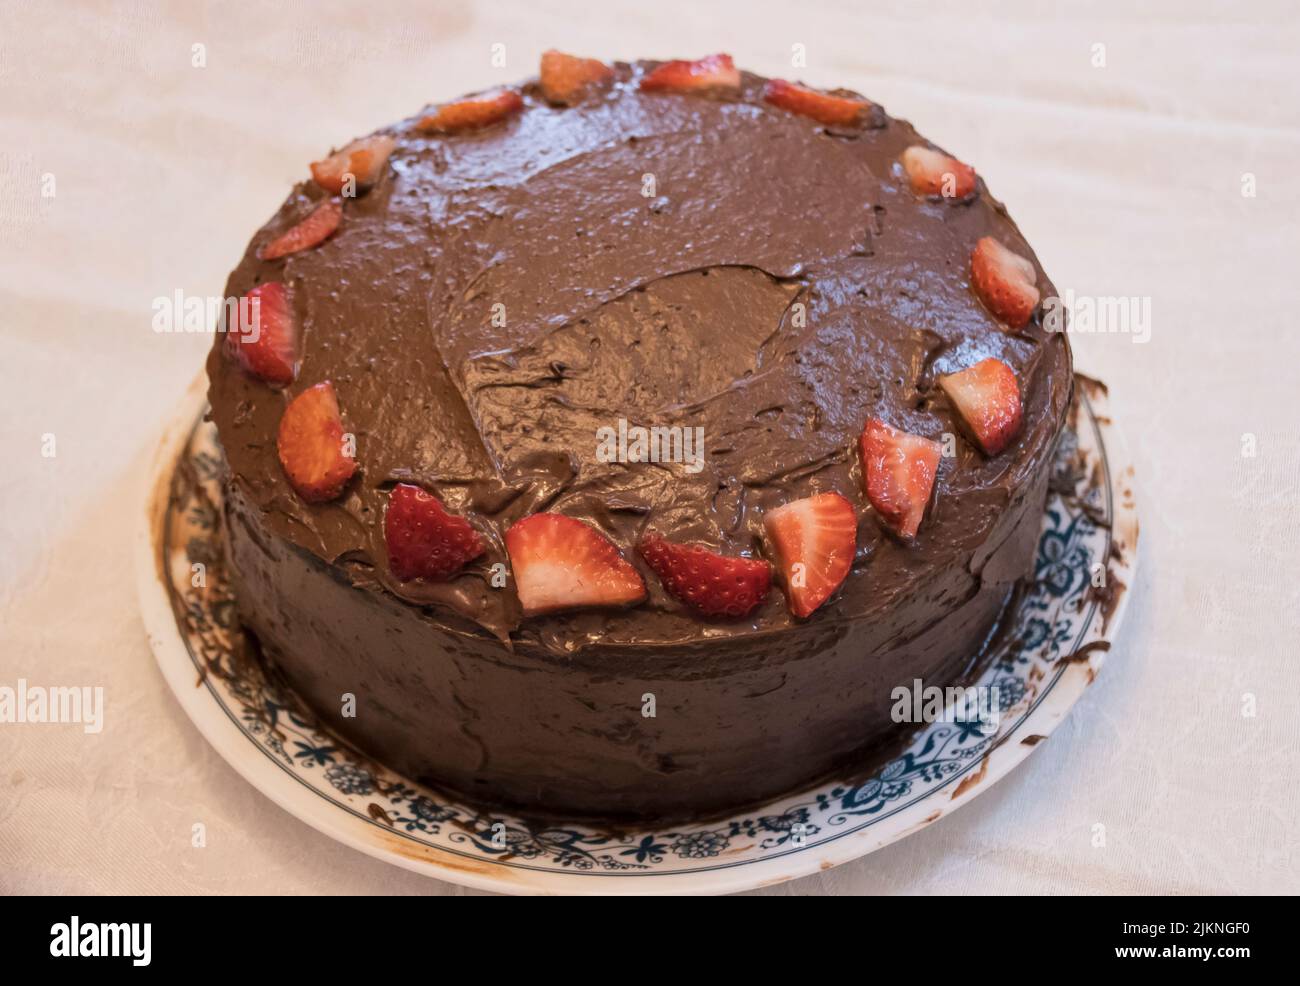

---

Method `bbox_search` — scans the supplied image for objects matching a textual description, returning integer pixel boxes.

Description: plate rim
[135,372,1138,895]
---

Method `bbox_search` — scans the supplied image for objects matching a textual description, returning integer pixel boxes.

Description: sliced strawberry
[225,282,298,386]
[763,79,869,126]
[310,134,396,195]
[971,236,1040,328]
[900,145,976,199]
[640,53,740,93]
[504,513,645,616]
[638,533,771,618]
[417,89,524,133]
[540,49,614,104]
[384,483,484,581]
[939,358,1023,456]
[762,493,857,618]
[858,419,942,540]
[276,381,357,502]
[258,197,342,261]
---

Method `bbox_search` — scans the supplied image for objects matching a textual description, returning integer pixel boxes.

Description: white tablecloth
[2,0,1297,895]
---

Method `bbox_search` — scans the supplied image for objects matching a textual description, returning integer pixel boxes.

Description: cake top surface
[207,54,1071,651]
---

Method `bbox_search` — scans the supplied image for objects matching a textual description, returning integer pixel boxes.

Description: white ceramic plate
[137,373,1137,895]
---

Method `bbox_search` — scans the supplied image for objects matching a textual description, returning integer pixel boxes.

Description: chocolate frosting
[206,61,1071,820]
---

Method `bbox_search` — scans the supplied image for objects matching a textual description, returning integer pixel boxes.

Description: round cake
[206,52,1072,822]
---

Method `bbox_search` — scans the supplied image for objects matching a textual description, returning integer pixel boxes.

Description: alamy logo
[49,916,151,966]
[890,679,1001,733]
[1042,289,1151,344]
[595,418,705,474]
[151,289,259,340]
[0,679,103,733]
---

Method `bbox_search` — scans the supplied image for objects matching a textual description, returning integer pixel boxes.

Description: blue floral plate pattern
[137,375,1137,895]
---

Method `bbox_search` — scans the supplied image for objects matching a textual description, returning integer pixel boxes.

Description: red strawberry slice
[638,533,771,618]
[763,79,869,126]
[540,49,614,104]
[971,236,1040,328]
[258,197,342,261]
[417,89,524,133]
[939,358,1023,456]
[504,513,645,616]
[762,493,857,618]
[384,483,485,581]
[276,381,357,502]
[640,53,740,93]
[900,145,977,199]
[858,419,942,540]
[310,134,396,196]
[225,281,298,386]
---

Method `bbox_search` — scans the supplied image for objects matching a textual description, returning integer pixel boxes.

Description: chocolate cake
[206,53,1072,822]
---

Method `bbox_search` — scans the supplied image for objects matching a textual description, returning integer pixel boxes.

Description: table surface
[2,0,1297,895]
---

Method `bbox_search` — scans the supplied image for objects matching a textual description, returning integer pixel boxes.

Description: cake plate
[136,372,1137,895]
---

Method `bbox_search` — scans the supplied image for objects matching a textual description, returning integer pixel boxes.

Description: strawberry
[638,533,771,618]
[504,513,645,616]
[540,49,614,104]
[417,89,524,133]
[640,53,740,93]
[858,419,942,540]
[276,381,357,502]
[763,79,869,126]
[384,483,485,581]
[309,134,396,196]
[225,281,298,386]
[939,358,1023,456]
[762,493,857,618]
[258,197,342,261]
[970,236,1040,328]
[900,145,976,199]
